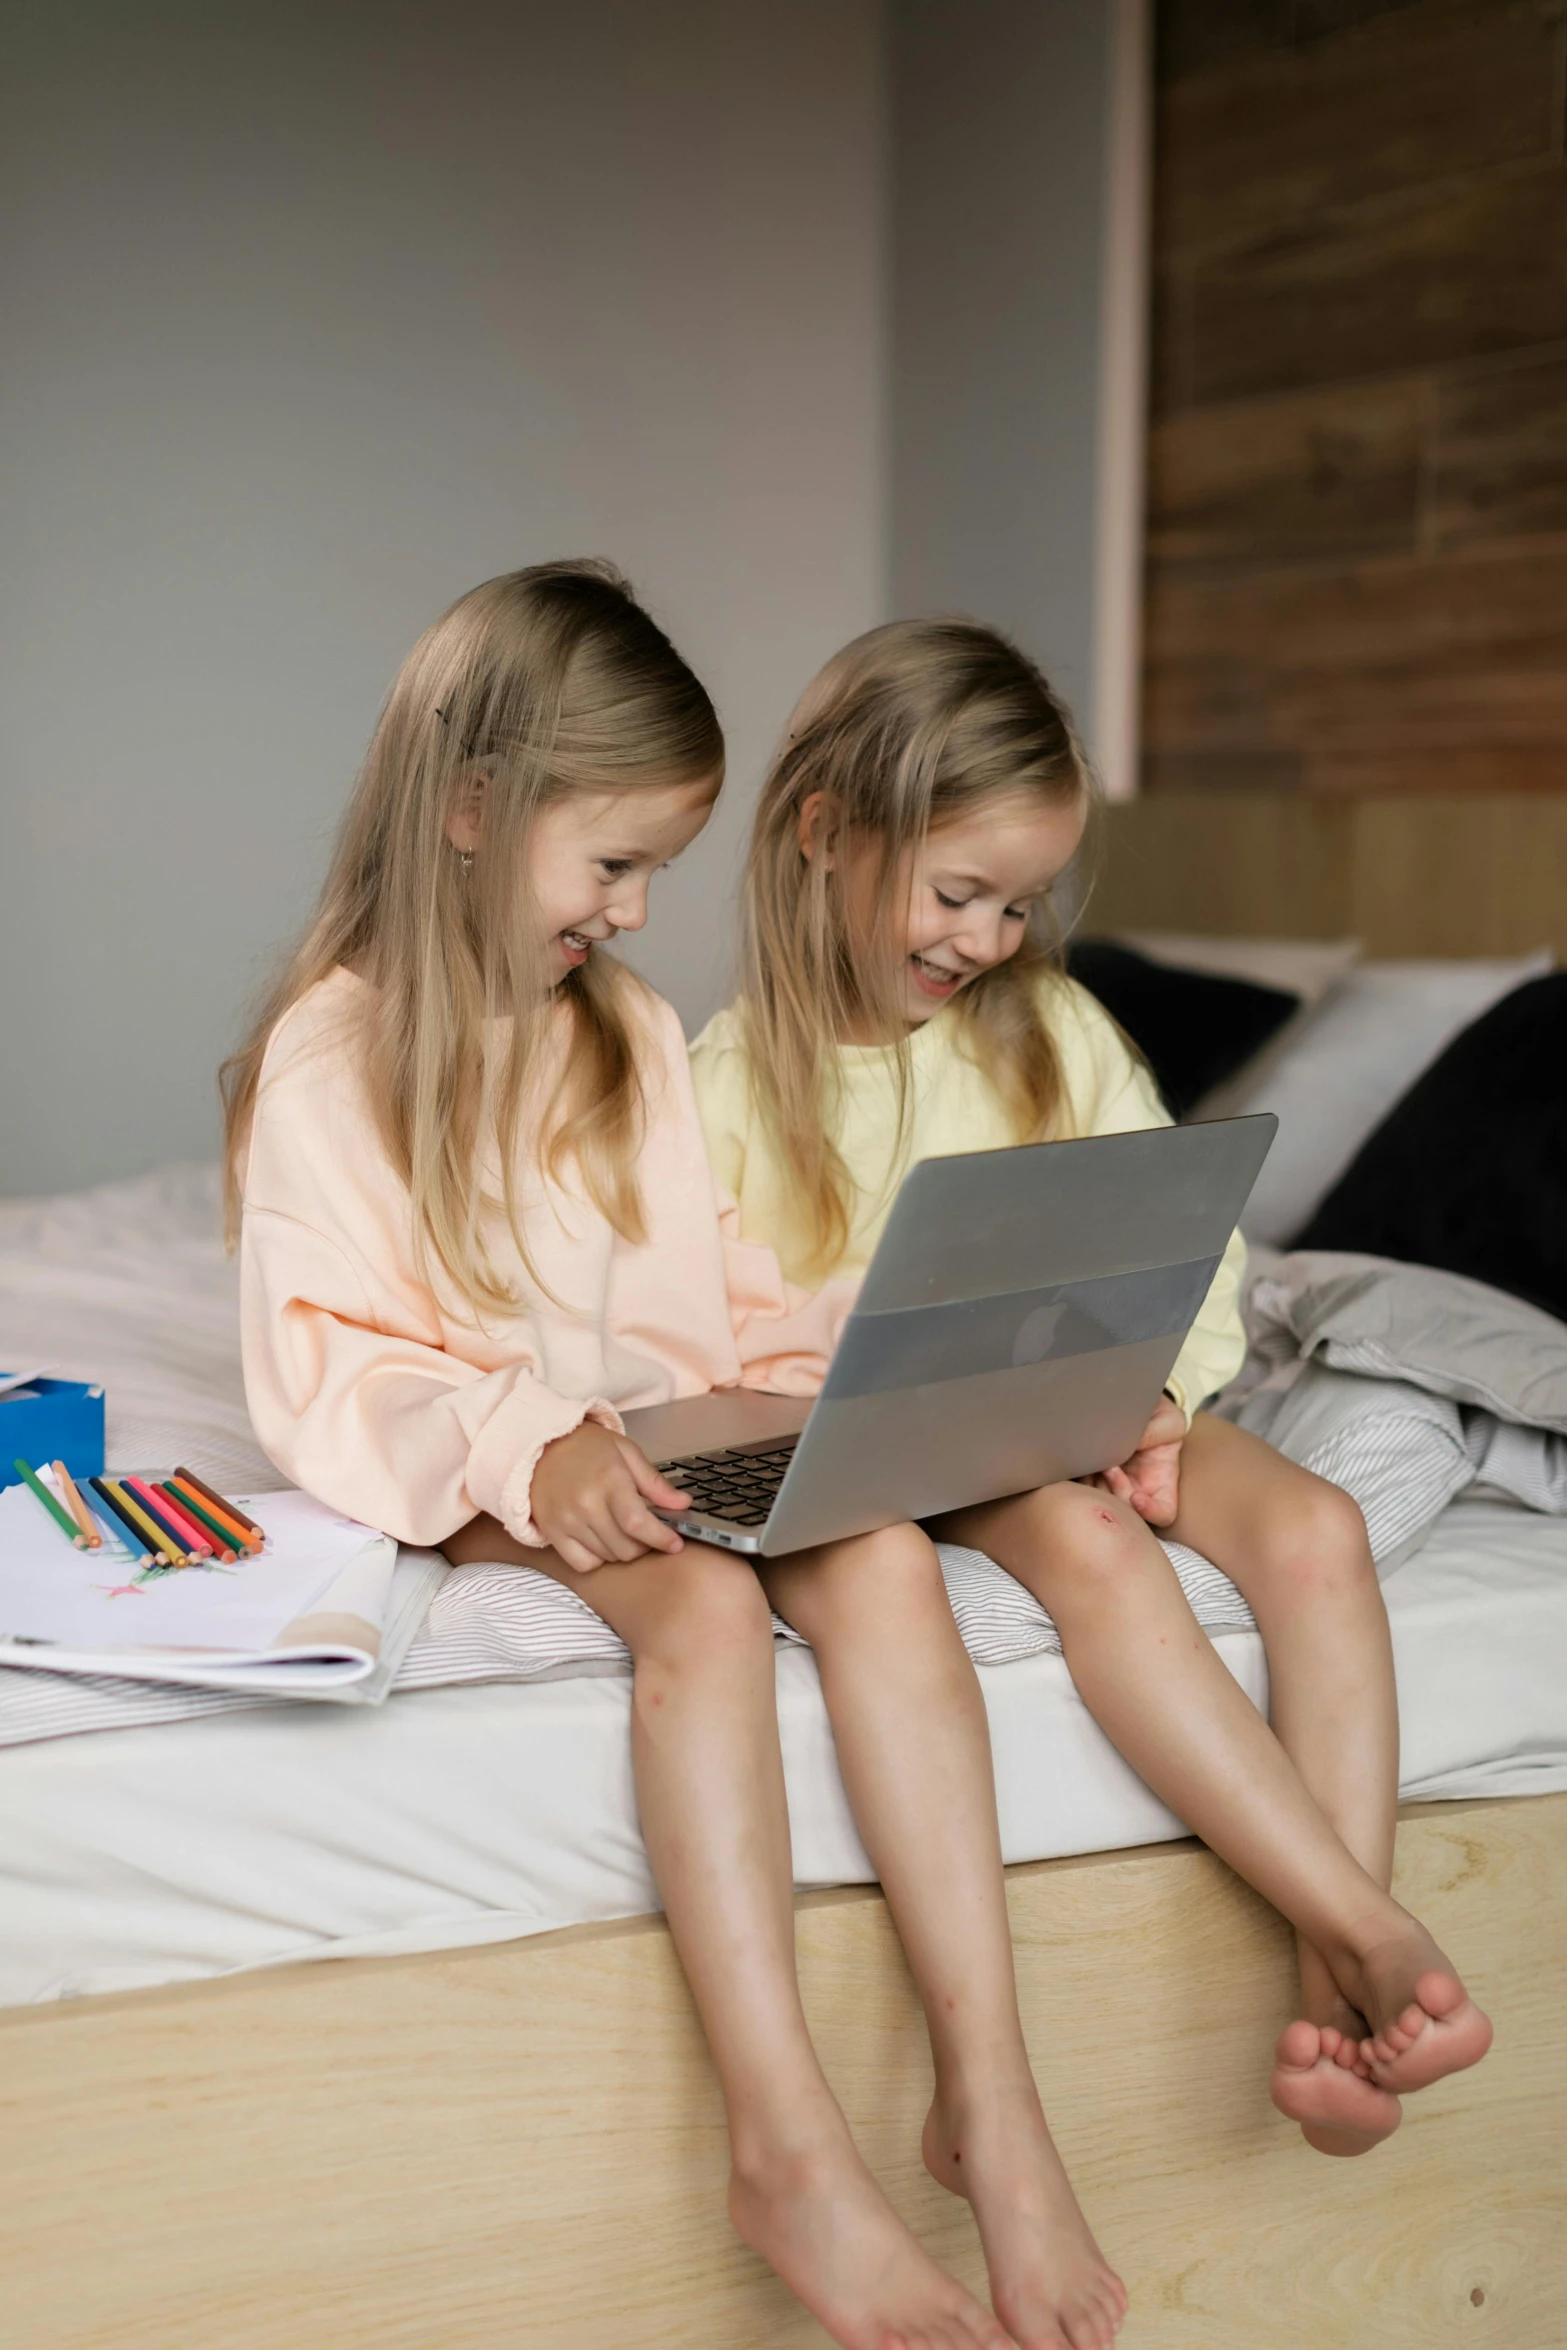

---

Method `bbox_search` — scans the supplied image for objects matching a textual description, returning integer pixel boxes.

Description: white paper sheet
[0,1484,382,1656]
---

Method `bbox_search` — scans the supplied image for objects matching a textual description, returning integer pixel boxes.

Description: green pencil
[13,1459,87,1548]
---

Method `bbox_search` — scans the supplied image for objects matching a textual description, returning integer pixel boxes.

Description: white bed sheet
[4,1496,1563,2008]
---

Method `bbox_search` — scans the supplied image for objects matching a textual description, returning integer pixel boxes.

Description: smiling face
[528,778,719,980]
[449,773,718,984]
[844,791,1087,1034]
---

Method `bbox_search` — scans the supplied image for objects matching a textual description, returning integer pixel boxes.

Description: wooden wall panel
[1148,380,1421,563]
[1093,790,1567,958]
[1146,0,1567,802]
[1146,541,1567,779]
[1190,170,1567,407]
[1433,349,1567,547]
[1157,0,1291,84]
[1159,1,1559,254]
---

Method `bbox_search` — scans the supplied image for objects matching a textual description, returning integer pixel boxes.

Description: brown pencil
[172,1467,264,1547]
[52,1461,102,1548]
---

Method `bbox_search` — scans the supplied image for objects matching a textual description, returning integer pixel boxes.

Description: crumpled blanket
[1227,1251,1567,1571]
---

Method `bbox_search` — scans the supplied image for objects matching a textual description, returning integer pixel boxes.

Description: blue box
[0,1378,105,1488]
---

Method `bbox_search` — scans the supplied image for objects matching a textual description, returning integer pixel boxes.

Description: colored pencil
[127,1476,212,1559]
[120,1478,197,1564]
[173,1468,264,1544]
[88,1478,156,1565]
[168,1473,258,1555]
[161,1480,242,1560]
[99,1477,183,1566]
[51,1462,102,1548]
[13,1458,87,1547]
[152,1481,234,1561]
[83,1481,151,1565]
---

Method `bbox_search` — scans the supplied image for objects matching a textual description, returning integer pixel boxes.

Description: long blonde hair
[738,618,1095,1277]
[222,561,722,1314]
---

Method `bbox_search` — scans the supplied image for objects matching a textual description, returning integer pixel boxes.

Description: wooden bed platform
[6,787,1565,2346]
[5,1793,1564,2348]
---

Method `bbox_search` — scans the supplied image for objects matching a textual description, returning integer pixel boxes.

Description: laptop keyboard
[657,1438,800,1528]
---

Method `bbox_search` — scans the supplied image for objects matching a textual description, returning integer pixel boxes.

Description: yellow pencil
[103,1476,186,1566]
[51,1462,103,1548]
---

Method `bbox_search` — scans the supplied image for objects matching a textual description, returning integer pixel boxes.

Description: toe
[1415,1966,1466,2020]
[1274,2018,1322,2073]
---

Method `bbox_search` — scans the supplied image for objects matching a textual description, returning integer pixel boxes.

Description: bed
[4,791,1566,2348]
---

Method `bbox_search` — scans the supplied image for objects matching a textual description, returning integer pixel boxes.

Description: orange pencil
[169,1474,261,1555]
[172,1468,265,1550]
[51,1462,101,1548]
[155,1482,237,1562]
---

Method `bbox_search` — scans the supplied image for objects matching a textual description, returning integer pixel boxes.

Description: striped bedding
[2,1168,1563,1746]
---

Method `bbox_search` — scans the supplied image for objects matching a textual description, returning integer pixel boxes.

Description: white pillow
[1123,933,1363,1113]
[1227,954,1554,1248]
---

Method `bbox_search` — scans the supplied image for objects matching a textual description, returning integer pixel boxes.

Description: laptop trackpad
[620,1389,812,1465]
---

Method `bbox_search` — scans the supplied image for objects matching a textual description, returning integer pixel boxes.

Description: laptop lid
[755,1115,1275,1555]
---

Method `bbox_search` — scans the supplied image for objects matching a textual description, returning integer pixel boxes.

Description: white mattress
[4,1495,1564,2008]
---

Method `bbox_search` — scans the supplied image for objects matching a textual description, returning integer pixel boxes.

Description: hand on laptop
[1083,1394,1187,1527]
[532,1423,690,1572]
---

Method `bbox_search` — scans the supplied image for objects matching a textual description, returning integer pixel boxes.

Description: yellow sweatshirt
[689,973,1248,1424]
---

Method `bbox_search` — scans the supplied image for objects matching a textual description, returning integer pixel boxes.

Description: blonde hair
[222,560,722,1314]
[738,617,1095,1277]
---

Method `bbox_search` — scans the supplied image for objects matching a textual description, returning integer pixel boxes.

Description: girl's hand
[1083,1394,1187,1527]
[530,1423,690,1573]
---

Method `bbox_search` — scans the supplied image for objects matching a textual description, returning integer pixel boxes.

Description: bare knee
[771,1520,948,1643]
[1007,1482,1156,1608]
[629,1546,773,1674]
[1252,1472,1375,1601]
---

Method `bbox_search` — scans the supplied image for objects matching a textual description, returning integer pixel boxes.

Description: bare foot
[924,2086,1127,2350]
[1354,1931,1493,2094]
[730,2134,1016,2350]
[1270,2018,1402,2156]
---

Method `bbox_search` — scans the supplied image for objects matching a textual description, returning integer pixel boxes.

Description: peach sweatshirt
[239,967,853,1549]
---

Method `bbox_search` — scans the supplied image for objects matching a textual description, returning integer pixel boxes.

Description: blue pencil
[84,1487,148,1566]
[88,1478,157,1566]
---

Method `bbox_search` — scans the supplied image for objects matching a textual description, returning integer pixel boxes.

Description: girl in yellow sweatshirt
[692,618,1492,2163]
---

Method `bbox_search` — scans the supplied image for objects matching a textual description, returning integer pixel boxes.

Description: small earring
[459,848,473,873]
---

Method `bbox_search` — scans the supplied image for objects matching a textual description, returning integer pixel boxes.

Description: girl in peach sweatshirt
[224,565,1127,2350]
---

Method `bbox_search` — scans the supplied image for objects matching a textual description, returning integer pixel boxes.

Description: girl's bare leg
[443,1514,1012,2350]
[764,1522,1127,2350]
[934,1475,1490,2155]
[1166,1417,1402,2150]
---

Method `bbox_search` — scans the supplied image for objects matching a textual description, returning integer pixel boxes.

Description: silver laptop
[622,1115,1275,1557]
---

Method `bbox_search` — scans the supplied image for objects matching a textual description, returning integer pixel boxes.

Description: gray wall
[889,0,1117,738]
[0,0,886,1193]
[2,0,1134,1198]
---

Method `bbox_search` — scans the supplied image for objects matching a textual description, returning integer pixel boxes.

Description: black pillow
[1294,972,1567,1326]
[1065,939,1300,1120]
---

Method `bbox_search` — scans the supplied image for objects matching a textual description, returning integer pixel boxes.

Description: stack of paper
[0,1483,408,1692]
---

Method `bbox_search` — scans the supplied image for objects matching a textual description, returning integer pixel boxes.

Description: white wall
[0,0,886,1193]
[889,0,1147,791]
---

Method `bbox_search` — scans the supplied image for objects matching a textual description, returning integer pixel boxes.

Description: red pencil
[125,1475,212,1559]
[156,1483,238,1562]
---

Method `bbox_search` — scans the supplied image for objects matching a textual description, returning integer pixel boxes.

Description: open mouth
[559,930,595,964]
[909,951,965,999]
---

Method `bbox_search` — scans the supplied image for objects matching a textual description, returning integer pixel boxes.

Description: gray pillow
[1246,1251,1567,1435]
